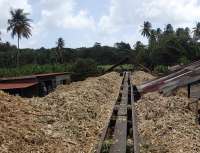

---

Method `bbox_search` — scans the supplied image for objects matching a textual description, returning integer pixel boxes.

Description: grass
[0,64,73,77]
[0,64,133,78]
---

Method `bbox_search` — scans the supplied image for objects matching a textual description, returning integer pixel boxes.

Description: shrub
[154,65,168,74]
[178,56,190,65]
[73,58,97,74]
[0,64,74,77]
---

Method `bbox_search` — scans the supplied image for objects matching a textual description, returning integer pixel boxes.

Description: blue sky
[1,0,200,49]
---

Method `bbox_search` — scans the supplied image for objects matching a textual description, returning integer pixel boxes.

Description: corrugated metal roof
[0,72,71,90]
[0,82,38,90]
[0,72,71,81]
[34,72,71,77]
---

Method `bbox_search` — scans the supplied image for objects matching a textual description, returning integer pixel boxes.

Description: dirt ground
[0,72,122,153]
[132,71,200,153]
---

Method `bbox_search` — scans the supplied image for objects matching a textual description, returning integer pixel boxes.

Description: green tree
[193,22,200,41]
[56,37,65,63]
[156,28,162,35]
[155,28,162,44]
[176,27,191,41]
[134,41,144,50]
[185,27,190,37]
[149,29,157,48]
[114,41,131,50]
[141,21,152,38]
[7,9,32,66]
[164,24,174,34]
[73,58,97,74]
[93,42,101,48]
[176,28,185,37]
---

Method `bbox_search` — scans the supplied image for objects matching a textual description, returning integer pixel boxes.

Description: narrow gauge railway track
[96,72,140,153]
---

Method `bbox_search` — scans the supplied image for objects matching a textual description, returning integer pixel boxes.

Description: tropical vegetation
[1,9,200,77]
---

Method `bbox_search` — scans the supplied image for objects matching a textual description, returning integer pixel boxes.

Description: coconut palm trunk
[17,34,20,66]
[56,37,65,64]
[17,34,19,49]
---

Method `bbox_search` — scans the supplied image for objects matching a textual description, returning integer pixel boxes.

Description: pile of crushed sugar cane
[132,71,156,85]
[0,91,64,153]
[0,72,121,153]
[174,87,188,97]
[131,71,200,153]
[136,92,200,153]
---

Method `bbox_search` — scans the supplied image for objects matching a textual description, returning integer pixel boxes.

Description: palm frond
[7,8,32,42]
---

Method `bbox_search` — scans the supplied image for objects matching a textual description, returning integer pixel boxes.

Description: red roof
[0,72,71,90]
[0,72,70,81]
[34,72,69,77]
[0,82,38,90]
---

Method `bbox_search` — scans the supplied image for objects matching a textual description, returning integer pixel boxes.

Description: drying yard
[1,68,200,153]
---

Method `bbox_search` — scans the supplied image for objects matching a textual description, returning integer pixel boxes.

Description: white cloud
[0,0,32,43]
[95,0,200,47]
[22,0,96,48]
[2,0,200,48]
[99,0,200,34]
[0,0,96,48]
[14,0,96,48]
[62,10,95,29]
[39,0,95,30]
[0,0,32,28]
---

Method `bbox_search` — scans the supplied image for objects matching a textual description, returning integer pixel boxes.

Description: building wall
[56,75,71,86]
[2,74,71,98]
[4,84,39,98]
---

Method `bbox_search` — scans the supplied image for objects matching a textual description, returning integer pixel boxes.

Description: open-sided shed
[0,72,71,97]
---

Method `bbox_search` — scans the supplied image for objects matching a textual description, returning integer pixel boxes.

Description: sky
[1,0,200,49]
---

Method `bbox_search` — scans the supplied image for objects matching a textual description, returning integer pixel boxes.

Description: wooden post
[131,85,140,153]
[188,84,191,98]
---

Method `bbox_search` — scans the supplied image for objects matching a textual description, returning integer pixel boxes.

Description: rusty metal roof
[0,72,71,90]
[0,72,71,81]
[0,82,38,90]
[34,72,71,78]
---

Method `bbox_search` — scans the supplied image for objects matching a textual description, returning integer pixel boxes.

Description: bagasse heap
[0,72,122,153]
[131,71,200,153]
[132,71,156,85]
[136,93,200,153]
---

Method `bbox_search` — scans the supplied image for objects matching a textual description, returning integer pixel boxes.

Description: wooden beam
[109,116,127,153]
[131,85,140,153]
[109,72,128,153]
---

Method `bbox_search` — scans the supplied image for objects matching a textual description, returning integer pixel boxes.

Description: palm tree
[134,41,142,47]
[185,27,191,40]
[7,9,32,66]
[193,22,200,41]
[141,21,152,38]
[149,29,157,48]
[56,37,65,63]
[185,27,190,34]
[164,24,174,34]
[134,41,144,50]
[176,28,185,37]
[156,28,162,34]
[156,28,162,41]
[94,42,101,48]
